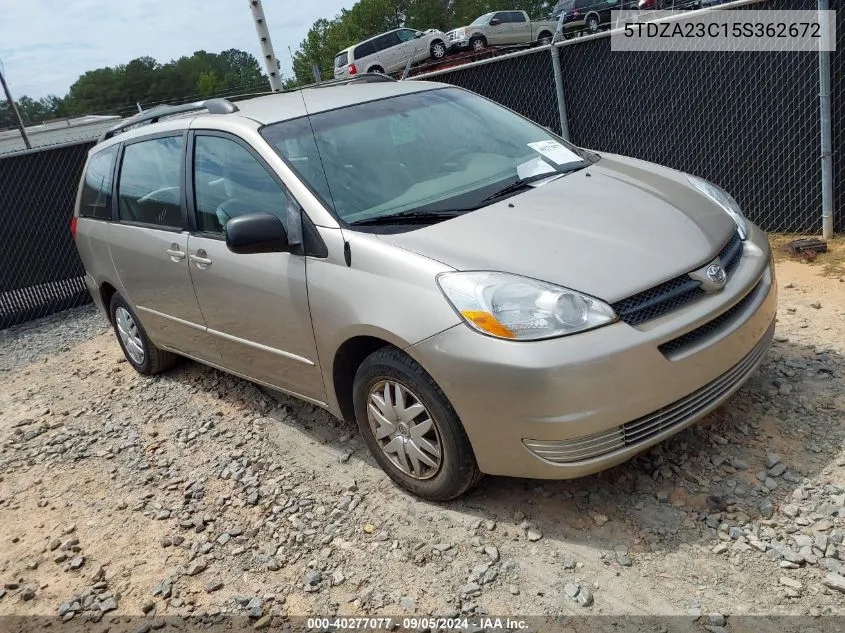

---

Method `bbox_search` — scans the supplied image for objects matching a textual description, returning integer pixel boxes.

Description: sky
[0,0,353,100]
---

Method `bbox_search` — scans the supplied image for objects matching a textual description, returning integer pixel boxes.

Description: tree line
[0,0,554,129]
[0,48,267,129]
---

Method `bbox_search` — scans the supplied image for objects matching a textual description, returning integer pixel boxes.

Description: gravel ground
[0,256,844,628]
[0,305,108,374]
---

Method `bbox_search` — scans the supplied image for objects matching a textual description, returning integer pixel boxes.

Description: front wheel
[469,36,487,51]
[353,347,482,501]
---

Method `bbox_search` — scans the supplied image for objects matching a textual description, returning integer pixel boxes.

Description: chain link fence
[0,140,94,329]
[417,0,840,234]
[0,0,840,329]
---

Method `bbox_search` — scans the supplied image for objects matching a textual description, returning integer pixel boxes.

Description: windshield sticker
[390,116,416,146]
[517,156,558,180]
[527,140,581,166]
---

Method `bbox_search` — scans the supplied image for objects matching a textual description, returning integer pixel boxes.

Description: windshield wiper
[349,209,467,226]
[480,165,587,204]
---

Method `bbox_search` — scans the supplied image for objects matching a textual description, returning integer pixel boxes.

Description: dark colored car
[550,0,635,35]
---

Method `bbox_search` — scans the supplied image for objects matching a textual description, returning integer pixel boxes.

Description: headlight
[686,175,748,240]
[437,272,617,340]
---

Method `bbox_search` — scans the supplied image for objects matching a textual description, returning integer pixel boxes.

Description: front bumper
[448,38,470,50]
[407,222,776,479]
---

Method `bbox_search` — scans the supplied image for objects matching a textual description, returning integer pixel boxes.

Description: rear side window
[334,52,348,68]
[508,11,527,22]
[79,147,117,220]
[117,135,183,229]
[354,41,376,59]
[374,32,400,51]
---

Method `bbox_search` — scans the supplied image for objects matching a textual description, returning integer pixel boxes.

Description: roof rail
[97,98,239,143]
[296,73,397,91]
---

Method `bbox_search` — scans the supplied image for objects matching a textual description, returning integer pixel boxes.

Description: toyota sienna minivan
[73,76,776,500]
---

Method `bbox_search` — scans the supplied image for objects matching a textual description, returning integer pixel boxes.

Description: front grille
[611,229,742,327]
[611,275,703,326]
[719,230,743,274]
[522,323,774,464]
[658,280,760,356]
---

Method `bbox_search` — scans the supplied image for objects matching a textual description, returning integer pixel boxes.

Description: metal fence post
[819,0,833,239]
[549,43,570,141]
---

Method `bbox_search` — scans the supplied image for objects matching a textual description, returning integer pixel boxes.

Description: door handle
[166,245,186,261]
[190,252,212,267]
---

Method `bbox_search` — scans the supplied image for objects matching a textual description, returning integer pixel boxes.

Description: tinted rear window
[354,41,376,59]
[79,147,117,220]
[334,52,348,68]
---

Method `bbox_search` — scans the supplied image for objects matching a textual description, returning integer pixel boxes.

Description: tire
[469,36,487,51]
[353,347,482,501]
[537,31,553,45]
[430,39,447,60]
[109,293,177,375]
[368,65,385,74]
[586,13,600,33]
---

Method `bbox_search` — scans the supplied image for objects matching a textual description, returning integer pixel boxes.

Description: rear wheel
[586,13,600,33]
[430,39,447,60]
[353,347,482,500]
[469,36,487,51]
[368,65,385,74]
[537,31,553,45]
[109,293,177,375]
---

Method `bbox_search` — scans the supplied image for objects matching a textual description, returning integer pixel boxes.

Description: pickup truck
[446,10,559,51]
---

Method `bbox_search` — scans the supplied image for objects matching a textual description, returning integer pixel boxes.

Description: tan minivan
[73,76,776,500]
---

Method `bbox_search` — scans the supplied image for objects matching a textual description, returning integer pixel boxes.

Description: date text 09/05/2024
[305,617,529,630]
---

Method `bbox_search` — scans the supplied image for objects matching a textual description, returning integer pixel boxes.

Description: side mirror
[489,17,501,25]
[226,212,291,254]
[414,30,424,38]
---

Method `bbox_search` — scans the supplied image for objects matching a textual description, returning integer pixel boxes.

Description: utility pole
[0,65,31,149]
[248,0,283,92]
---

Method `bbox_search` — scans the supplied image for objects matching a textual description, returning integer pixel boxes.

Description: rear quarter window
[334,52,348,68]
[79,147,118,220]
[354,41,376,59]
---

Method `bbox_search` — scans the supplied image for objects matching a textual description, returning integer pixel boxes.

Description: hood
[377,154,736,303]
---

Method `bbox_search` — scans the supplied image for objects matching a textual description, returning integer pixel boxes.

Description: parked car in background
[73,77,775,502]
[551,0,634,35]
[447,10,558,50]
[637,0,702,11]
[334,28,448,78]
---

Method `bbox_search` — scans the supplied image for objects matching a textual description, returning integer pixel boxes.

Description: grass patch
[768,233,845,278]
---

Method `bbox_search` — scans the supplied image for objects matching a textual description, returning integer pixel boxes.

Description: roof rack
[97,98,239,143]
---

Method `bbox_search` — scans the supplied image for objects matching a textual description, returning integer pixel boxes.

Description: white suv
[334,28,449,78]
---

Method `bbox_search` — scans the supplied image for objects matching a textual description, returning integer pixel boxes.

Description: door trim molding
[136,305,205,331]
[138,305,316,367]
[207,328,316,367]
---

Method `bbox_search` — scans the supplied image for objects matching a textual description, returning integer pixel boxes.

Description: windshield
[334,52,348,68]
[470,12,495,25]
[261,87,590,225]
[551,0,574,16]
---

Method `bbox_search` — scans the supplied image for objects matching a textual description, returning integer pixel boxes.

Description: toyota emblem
[706,263,727,286]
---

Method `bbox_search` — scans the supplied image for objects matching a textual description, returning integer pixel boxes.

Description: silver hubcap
[115,306,144,365]
[472,40,484,50]
[367,381,442,480]
[433,44,445,57]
